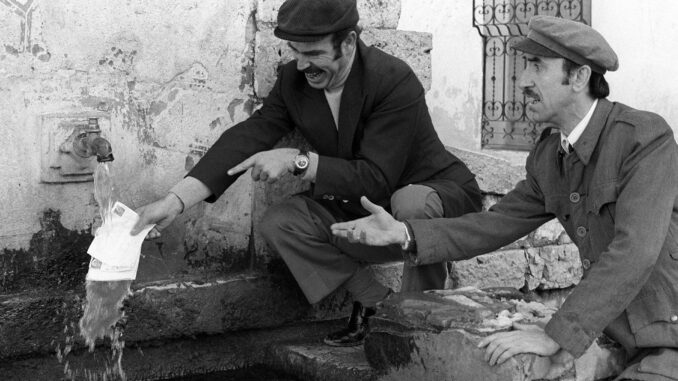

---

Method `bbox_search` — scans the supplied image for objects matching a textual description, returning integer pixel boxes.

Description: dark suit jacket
[408,99,678,359]
[188,39,479,218]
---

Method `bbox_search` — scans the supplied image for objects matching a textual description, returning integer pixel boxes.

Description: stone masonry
[365,289,625,381]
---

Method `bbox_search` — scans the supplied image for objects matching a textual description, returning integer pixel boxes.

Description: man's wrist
[167,191,185,214]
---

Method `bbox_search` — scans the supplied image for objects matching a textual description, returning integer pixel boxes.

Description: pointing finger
[227,156,255,176]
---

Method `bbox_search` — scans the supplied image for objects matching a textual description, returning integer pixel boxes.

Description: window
[473,0,591,150]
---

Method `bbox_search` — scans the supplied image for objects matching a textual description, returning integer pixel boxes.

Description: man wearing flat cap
[332,15,678,379]
[131,0,482,346]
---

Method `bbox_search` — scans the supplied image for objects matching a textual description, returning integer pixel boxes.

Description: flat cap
[513,16,618,74]
[274,0,359,42]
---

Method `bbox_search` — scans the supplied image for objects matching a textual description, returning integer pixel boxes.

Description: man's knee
[390,184,443,220]
[259,197,308,242]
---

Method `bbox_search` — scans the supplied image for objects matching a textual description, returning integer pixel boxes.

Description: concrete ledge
[365,289,625,381]
[0,271,351,359]
[0,320,346,381]
[269,344,377,381]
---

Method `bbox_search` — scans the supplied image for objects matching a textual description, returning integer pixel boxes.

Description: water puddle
[56,162,132,381]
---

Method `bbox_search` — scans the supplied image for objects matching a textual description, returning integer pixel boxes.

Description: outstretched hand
[130,193,183,239]
[227,148,299,183]
[331,196,407,246]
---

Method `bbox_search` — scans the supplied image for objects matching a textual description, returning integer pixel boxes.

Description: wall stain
[227,99,244,122]
[149,100,167,116]
[0,209,90,293]
[209,117,223,130]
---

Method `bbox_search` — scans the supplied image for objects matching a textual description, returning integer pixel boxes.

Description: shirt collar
[560,98,598,153]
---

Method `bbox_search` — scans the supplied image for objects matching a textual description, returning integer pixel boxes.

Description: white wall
[594,0,678,130]
[399,0,484,151]
[400,0,678,154]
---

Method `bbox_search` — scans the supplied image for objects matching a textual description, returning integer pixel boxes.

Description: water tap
[72,118,115,162]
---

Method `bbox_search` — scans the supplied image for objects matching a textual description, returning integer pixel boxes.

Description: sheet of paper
[87,201,155,268]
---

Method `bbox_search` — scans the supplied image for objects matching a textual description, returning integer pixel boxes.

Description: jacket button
[576,226,587,237]
[671,315,678,322]
[582,258,591,270]
[569,192,581,203]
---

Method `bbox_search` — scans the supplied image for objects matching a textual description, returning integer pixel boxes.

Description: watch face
[295,156,309,169]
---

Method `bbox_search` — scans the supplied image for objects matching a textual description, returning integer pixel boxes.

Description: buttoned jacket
[408,99,678,357]
[187,39,478,218]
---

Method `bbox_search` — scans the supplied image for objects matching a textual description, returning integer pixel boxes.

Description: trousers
[260,183,477,303]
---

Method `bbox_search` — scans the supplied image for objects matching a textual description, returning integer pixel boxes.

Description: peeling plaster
[226,98,244,122]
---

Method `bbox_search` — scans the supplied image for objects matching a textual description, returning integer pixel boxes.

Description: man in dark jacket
[132,0,481,347]
[332,16,678,379]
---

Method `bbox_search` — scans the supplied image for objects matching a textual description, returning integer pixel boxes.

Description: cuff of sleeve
[169,176,211,211]
[302,151,319,182]
[544,312,595,358]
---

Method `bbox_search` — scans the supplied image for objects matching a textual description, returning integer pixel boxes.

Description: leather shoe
[323,301,376,347]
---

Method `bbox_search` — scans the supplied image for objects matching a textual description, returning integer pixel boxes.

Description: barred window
[473,0,592,150]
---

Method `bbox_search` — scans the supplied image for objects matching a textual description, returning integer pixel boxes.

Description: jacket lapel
[573,98,614,165]
[337,40,368,159]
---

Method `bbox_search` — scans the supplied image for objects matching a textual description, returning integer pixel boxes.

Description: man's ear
[343,31,357,53]
[572,65,592,93]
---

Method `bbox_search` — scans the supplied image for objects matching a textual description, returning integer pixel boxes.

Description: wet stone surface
[366,288,625,381]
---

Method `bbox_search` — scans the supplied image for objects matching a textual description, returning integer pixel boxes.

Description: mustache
[303,64,322,74]
[522,89,540,100]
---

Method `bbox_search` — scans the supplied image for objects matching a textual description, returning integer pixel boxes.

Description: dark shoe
[323,301,376,347]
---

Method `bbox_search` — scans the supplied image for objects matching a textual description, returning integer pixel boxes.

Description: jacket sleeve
[545,120,678,357]
[407,149,554,264]
[313,68,424,204]
[187,69,294,202]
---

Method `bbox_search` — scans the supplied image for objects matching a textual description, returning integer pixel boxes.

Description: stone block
[256,0,401,28]
[530,244,582,290]
[268,344,377,381]
[254,27,432,98]
[365,290,624,381]
[530,219,568,247]
[372,262,403,292]
[360,28,432,91]
[447,146,526,195]
[0,271,332,359]
[449,249,528,290]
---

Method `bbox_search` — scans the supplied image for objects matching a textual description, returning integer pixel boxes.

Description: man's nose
[517,70,531,90]
[296,55,310,71]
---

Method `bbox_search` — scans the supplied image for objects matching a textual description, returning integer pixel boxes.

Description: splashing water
[57,162,133,380]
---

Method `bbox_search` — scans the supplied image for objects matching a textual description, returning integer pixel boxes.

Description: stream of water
[56,162,132,381]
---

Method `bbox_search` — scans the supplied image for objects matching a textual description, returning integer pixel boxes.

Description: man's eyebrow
[526,56,543,63]
[287,43,325,55]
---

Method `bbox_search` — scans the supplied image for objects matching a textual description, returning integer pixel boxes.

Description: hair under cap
[513,16,619,74]
[274,0,359,42]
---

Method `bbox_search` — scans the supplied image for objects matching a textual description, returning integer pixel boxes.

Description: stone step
[268,342,378,381]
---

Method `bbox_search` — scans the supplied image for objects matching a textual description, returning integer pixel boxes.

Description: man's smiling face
[288,34,353,90]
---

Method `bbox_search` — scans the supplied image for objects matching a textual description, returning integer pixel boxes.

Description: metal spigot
[72,118,115,162]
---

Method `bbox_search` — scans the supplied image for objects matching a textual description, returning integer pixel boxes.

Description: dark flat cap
[513,16,618,74]
[274,0,359,42]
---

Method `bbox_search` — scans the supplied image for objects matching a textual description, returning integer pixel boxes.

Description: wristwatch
[292,151,310,176]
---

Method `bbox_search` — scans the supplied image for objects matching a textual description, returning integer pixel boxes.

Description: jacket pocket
[585,181,618,215]
[625,287,678,348]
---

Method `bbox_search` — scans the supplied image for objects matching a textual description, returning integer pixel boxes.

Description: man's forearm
[168,176,212,211]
